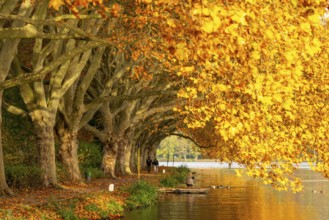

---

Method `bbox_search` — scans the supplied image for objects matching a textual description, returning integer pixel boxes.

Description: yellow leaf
[212,84,228,93]
[251,51,261,60]
[177,90,189,98]
[175,43,189,61]
[235,169,242,177]
[219,104,226,111]
[272,94,283,102]
[200,72,207,79]
[308,14,321,25]
[237,122,243,130]
[291,0,298,7]
[198,84,207,92]
[258,96,273,106]
[282,102,292,110]
[265,30,275,39]
[220,130,229,141]
[201,17,221,33]
[284,51,297,64]
[300,22,311,34]
[167,19,176,28]
[49,0,64,10]
[225,24,239,35]
[312,37,322,53]
[181,66,195,73]
[232,11,247,25]
[229,127,237,137]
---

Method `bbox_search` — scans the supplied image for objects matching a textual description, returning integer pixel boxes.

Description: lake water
[124,162,329,220]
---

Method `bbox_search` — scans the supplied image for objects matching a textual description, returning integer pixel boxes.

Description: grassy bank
[0,166,189,219]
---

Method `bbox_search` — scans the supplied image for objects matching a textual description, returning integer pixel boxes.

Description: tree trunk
[115,142,126,175]
[115,136,132,175]
[115,141,133,175]
[0,0,32,195]
[123,129,134,174]
[0,92,14,195]
[141,147,149,170]
[124,143,132,174]
[130,145,137,172]
[102,142,117,178]
[58,127,82,183]
[33,119,57,186]
[150,146,157,159]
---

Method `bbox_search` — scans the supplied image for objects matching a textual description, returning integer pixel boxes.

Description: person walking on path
[146,156,153,173]
[153,157,159,173]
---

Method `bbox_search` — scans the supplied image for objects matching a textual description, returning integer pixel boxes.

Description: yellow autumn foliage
[49,0,329,192]
[149,0,329,191]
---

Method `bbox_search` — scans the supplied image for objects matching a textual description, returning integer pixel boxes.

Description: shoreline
[0,167,172,219]
[159,161,315,169]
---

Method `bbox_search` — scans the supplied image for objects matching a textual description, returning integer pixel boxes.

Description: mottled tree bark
[0,93,14,195]
[115,135,133,175]
[57,126,82,182]
[102,142,117,178]
[0,0,32,194]
[122,129,134,175]
[115,139,126,175]
[130,144,137,172]
[124,143,133,174]
[33,119,57,186]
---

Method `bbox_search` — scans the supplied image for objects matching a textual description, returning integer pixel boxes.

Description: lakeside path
[0,168,170,219]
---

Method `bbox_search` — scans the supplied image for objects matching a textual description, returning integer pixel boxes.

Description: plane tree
[0,0,33,196]
[1,0,181,184]
[1,1,118,186]
[84,66,178,177]
[2,0,327,193]
[155,0,329,191]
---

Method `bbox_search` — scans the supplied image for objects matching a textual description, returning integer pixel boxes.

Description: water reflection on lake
[124,162,329,220]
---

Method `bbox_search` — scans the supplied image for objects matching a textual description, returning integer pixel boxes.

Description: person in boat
[185,172,194,188]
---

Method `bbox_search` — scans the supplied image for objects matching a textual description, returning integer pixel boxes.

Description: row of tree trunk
[0,1,182,194]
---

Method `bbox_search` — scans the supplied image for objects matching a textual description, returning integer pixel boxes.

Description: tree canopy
[1,0,329,193]
[166,0,329,191]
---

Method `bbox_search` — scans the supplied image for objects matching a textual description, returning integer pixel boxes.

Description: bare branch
[84,90,177,111]
[0,41,106,90]
[0,13,110,44]
[0,25,85,39]
[168,132,215,149]
[2,101,28,117]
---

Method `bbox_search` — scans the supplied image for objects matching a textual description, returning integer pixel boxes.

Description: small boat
[159,187,209,194]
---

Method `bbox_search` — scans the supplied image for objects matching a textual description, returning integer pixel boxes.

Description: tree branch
[0,13,110,44]
[2,101,28,117]
[0,41,106,90]
[83,123,107,143]
[84,90,177,111]
[168,132,215,149]
[0,26,85,39]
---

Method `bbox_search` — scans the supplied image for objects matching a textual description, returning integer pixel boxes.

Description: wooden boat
[159,187,209,194]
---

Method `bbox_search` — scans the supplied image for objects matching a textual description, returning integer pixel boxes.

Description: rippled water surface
[124,162,329,220]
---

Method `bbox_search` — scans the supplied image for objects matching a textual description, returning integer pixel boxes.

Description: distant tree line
[156,136,201,161]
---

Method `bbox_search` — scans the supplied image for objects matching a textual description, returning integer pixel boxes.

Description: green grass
[49,198,80,220]
[160,165,190,187]
[84,200,123,218]
[124,180,158,210]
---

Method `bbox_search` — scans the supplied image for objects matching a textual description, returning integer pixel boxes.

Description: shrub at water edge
[125,180,158,210]
[160,165,190,187]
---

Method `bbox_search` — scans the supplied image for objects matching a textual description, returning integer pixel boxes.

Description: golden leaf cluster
[162,0,329,191]
[45,0,329,191]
